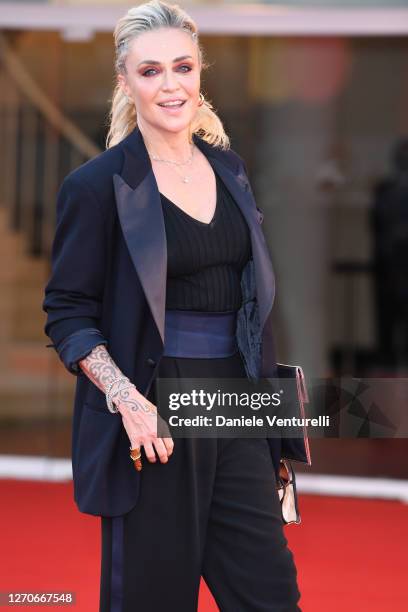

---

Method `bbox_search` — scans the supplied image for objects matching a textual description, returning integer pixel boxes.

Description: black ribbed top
[161,172,251,312]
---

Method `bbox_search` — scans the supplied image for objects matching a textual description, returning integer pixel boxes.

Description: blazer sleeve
[42,173,108,376]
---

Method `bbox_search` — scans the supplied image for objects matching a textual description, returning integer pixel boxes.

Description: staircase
[0,33,100,432]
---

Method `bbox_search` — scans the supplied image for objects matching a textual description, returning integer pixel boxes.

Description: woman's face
[118,27,201,136]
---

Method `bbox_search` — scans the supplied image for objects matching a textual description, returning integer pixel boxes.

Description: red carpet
[0,480,407,611]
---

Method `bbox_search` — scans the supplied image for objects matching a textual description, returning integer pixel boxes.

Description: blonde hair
[106,0,230,150]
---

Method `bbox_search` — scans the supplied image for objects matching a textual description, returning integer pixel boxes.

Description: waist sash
[163,310,238,358]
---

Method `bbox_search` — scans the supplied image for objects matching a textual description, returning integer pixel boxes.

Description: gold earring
[198,92,205,107]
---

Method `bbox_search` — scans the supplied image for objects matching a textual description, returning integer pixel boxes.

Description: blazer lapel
[113,126,275,347]
[206,156,276,332]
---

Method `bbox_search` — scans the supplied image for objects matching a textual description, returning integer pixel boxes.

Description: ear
[117,74,130,98]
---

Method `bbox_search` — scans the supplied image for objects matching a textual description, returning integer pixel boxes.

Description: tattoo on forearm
[79,344,121,393]
[78,345,156,415]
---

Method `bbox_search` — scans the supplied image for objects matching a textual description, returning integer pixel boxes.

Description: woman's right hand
[112,384,174,464]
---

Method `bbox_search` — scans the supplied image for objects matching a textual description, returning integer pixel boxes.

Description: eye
[142,68,158,77]
[178,64,192,72]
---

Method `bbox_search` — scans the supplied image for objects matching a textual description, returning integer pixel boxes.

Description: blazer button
[146,358,156,367]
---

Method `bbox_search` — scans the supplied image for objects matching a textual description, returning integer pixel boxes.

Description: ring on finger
[130,445,142,461]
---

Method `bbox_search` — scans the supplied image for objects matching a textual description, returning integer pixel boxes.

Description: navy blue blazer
[43,126,283,517]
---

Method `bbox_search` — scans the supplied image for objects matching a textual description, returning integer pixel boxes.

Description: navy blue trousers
[99,351,301,612]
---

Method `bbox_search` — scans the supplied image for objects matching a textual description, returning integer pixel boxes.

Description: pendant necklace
[149,144,195,183]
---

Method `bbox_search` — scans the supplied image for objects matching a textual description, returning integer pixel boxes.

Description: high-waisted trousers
[99,350,302,612]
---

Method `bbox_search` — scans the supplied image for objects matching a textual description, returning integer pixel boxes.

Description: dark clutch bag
[274,363,312,526]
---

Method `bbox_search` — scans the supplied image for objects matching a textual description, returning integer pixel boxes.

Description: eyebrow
[137,55,193,67]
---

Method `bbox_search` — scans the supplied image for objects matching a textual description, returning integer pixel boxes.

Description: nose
[162,68,180,91]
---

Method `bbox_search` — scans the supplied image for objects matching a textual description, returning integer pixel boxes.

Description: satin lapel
[113,128,167,344]
[113,172,167,344]
[205,156,276,333]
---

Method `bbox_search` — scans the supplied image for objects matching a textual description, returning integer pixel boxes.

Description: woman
[43,1,301,610]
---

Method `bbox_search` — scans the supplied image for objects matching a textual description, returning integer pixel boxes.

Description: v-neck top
[160,172,251,312]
